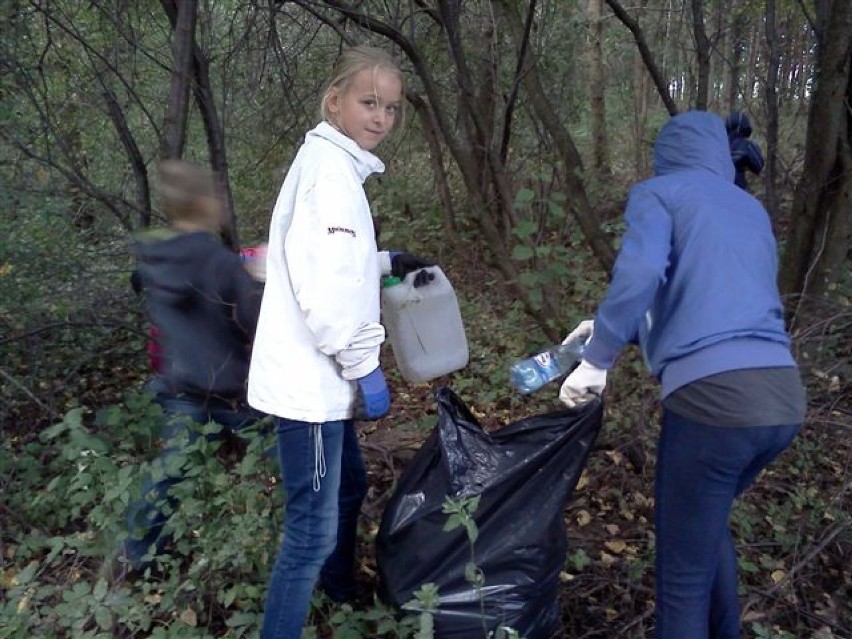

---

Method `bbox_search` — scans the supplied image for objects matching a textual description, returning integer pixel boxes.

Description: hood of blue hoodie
[653,111,735,182]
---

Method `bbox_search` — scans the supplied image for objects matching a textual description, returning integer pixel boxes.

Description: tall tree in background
[605,0,678,115]
[629,0,651,176]
[588,0,610,175]
[780,0,852,307]
[764,0,781,221]
[691,0,711,109]
[159,0,196,160]
[726,0,747,112]
[159,0,239,248]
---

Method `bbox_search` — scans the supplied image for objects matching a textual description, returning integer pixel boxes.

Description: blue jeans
[655,410,800,639]
[262,418,368,639]
[124,392,263,566]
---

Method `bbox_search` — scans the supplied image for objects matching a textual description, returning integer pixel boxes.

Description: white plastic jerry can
[380,266,469,383]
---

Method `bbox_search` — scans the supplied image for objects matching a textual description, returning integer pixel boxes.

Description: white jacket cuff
[378,251,393,277]
[336,322,386,380]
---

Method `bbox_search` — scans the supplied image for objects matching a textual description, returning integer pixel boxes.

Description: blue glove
[355,367,390,420]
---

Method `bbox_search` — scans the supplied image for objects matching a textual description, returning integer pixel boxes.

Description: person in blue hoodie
[725,111,764,191]
[559,111,805,638]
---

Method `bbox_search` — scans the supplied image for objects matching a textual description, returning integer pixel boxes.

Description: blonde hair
[156,160,222,232]
[320,45,406,128]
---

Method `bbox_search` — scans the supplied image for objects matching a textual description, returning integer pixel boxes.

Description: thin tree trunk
[746,23,760,100]
[632,0,650,176]
[159,0,196,160]
[710,0,725,109]
[409,92,458,237]
[98,75,151,228]
[160,0,239,249]
[765,0,780,221]
[780,0,852,307]
[192,51,239,250]
[589,0,610,175]
[605,0,678,115]
[727,0,744,111]
[691,0,710,109]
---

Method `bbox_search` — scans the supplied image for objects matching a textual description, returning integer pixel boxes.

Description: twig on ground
[0,365,61,419]
[741,520,851,619]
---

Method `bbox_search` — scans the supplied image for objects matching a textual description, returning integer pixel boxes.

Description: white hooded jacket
[248,122,393,422]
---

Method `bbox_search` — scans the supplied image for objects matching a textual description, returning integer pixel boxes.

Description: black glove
[411,269,436,288]
[390,252,434,279]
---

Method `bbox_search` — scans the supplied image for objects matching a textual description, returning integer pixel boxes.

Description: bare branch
[604,0,679,116]
[500,0,537,163]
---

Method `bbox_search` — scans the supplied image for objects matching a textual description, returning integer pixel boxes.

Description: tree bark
[588,0,610,175]
[159,0,196,160]
[409,91,458,237]
[160,0,239,249]
[727,0,745,112]
[746,22,760,100]
[192,50,239,250]
[764,0,781,222]
[631,0,650,176]
[98,75,151,228]
[691,0,710,110]
[605,0,678,116]
[780,0,852,308]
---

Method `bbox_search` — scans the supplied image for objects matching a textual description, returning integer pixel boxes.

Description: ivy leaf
[547,200,565,219]
[511,245,535,260]
[513,188,535,207]
[511,220,537,239]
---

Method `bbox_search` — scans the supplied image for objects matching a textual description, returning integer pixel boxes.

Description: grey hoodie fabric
[133,229,263,400]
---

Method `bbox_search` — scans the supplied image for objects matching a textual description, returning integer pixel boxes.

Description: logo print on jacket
[328,226,356,238]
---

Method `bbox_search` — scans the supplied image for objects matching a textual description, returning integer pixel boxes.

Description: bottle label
[534,351,561,382]
[534,352,552,368]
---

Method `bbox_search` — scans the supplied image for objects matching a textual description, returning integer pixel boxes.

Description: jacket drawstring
[312,423,326,492]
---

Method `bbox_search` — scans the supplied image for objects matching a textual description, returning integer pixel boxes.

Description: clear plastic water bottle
[509,339,585,395]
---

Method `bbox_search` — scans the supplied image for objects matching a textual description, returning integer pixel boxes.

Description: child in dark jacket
[112,160,265,576]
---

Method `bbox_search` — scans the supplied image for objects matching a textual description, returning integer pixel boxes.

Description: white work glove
[563,319,595,346]
[559,360,607,408]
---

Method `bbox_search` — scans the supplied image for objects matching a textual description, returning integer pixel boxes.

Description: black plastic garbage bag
[377,387,603,639]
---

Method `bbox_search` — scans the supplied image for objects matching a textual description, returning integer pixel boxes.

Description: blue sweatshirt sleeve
[583,183,672,369]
